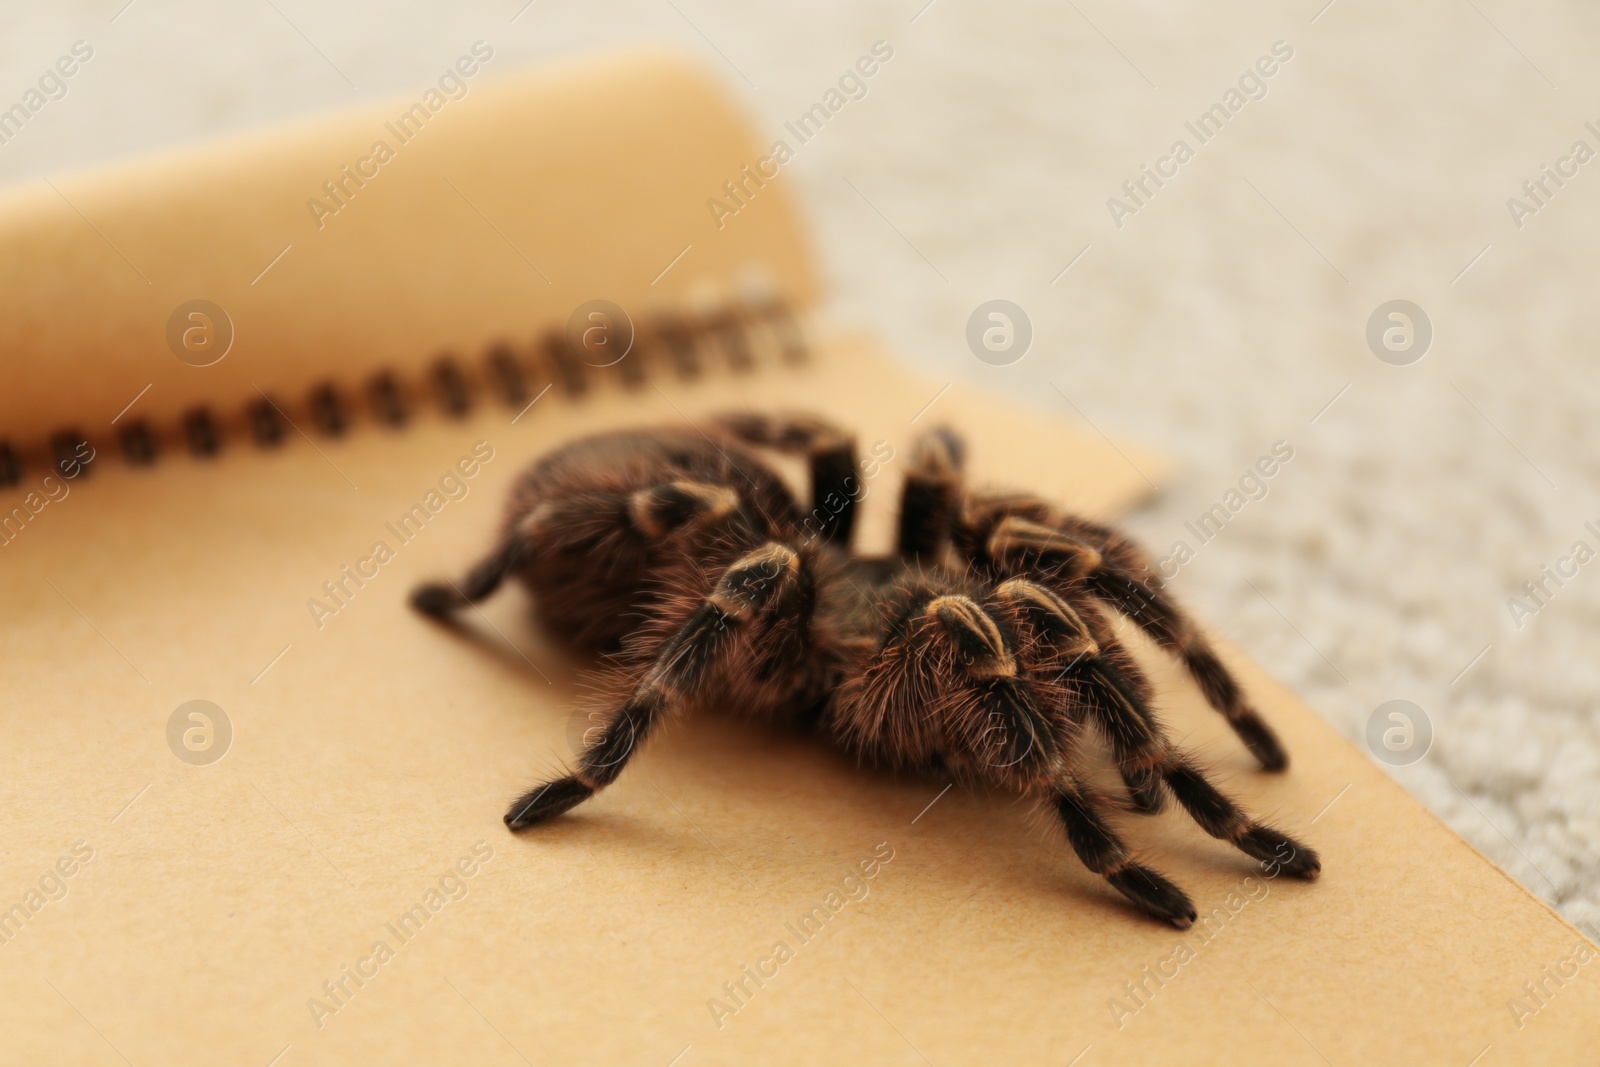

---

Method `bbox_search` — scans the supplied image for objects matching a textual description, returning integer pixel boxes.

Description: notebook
[1,48,1593,1066]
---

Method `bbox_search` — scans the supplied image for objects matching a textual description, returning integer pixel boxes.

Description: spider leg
[409,481,741,617]
[409,536,528,617]
[1083,634,1168,814]
[505,541,808,829]
[711,412,859,546]
[1084,652,1168,814]
[983,515,1289,772]
[1087,565,1288,771]
[991,578,1166,813]
[897,426,965,563]
[1053,778,1197,928]
[1156,750,1320,876]
[993,577,1318,881]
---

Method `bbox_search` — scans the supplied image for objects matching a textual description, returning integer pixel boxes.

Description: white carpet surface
[6,0,1598,929]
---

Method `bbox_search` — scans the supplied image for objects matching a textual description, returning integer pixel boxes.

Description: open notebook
[1,49,1594,1065]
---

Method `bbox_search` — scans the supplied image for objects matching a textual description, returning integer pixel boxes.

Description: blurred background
[6,0,1597,932]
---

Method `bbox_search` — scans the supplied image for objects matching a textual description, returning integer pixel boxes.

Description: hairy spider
[412,412,1319,927]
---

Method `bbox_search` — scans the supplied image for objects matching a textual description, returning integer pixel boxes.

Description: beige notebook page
[1,46,1594,1067]
[0,356,1594,1066]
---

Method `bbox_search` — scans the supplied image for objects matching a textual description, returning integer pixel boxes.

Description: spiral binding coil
[0,297,808,489]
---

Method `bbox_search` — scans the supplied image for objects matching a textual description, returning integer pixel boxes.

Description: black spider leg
[711,412,859,547]
[992,578,1166,814]
[1158,752,1320,876]
[505,542,809,828]
[410,536,529,617]
[993,576,1319,881]
[1054,777,1197,928]
[1083,633,1169,814]
[409,482,742,617]
[897,426,965,564]
[1087,565,1288,771]
[985,516,1289,772]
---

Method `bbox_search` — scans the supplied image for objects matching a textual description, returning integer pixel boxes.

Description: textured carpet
[6,0,1598,930]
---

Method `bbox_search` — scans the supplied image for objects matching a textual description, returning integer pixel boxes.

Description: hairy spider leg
[896,426,965,563]
[711,412,860,547]
[991,578,1167,814]
[1053,778,1198,928]
[979,509,1291,772]
[505,542,812,828]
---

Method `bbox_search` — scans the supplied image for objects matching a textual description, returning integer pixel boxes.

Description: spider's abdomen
[499,428,802,652]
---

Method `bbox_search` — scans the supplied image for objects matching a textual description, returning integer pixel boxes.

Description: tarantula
[411,412,1318,927]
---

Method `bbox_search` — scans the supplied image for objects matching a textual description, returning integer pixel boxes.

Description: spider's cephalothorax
[412,413,1319,928]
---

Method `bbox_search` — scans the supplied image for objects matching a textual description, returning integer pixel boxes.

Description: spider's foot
[505,776,594,830]
[1236,826,1321,879]
[1233,711,1289,772]
[1108,864,1197,929]
[410,582,464,618]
